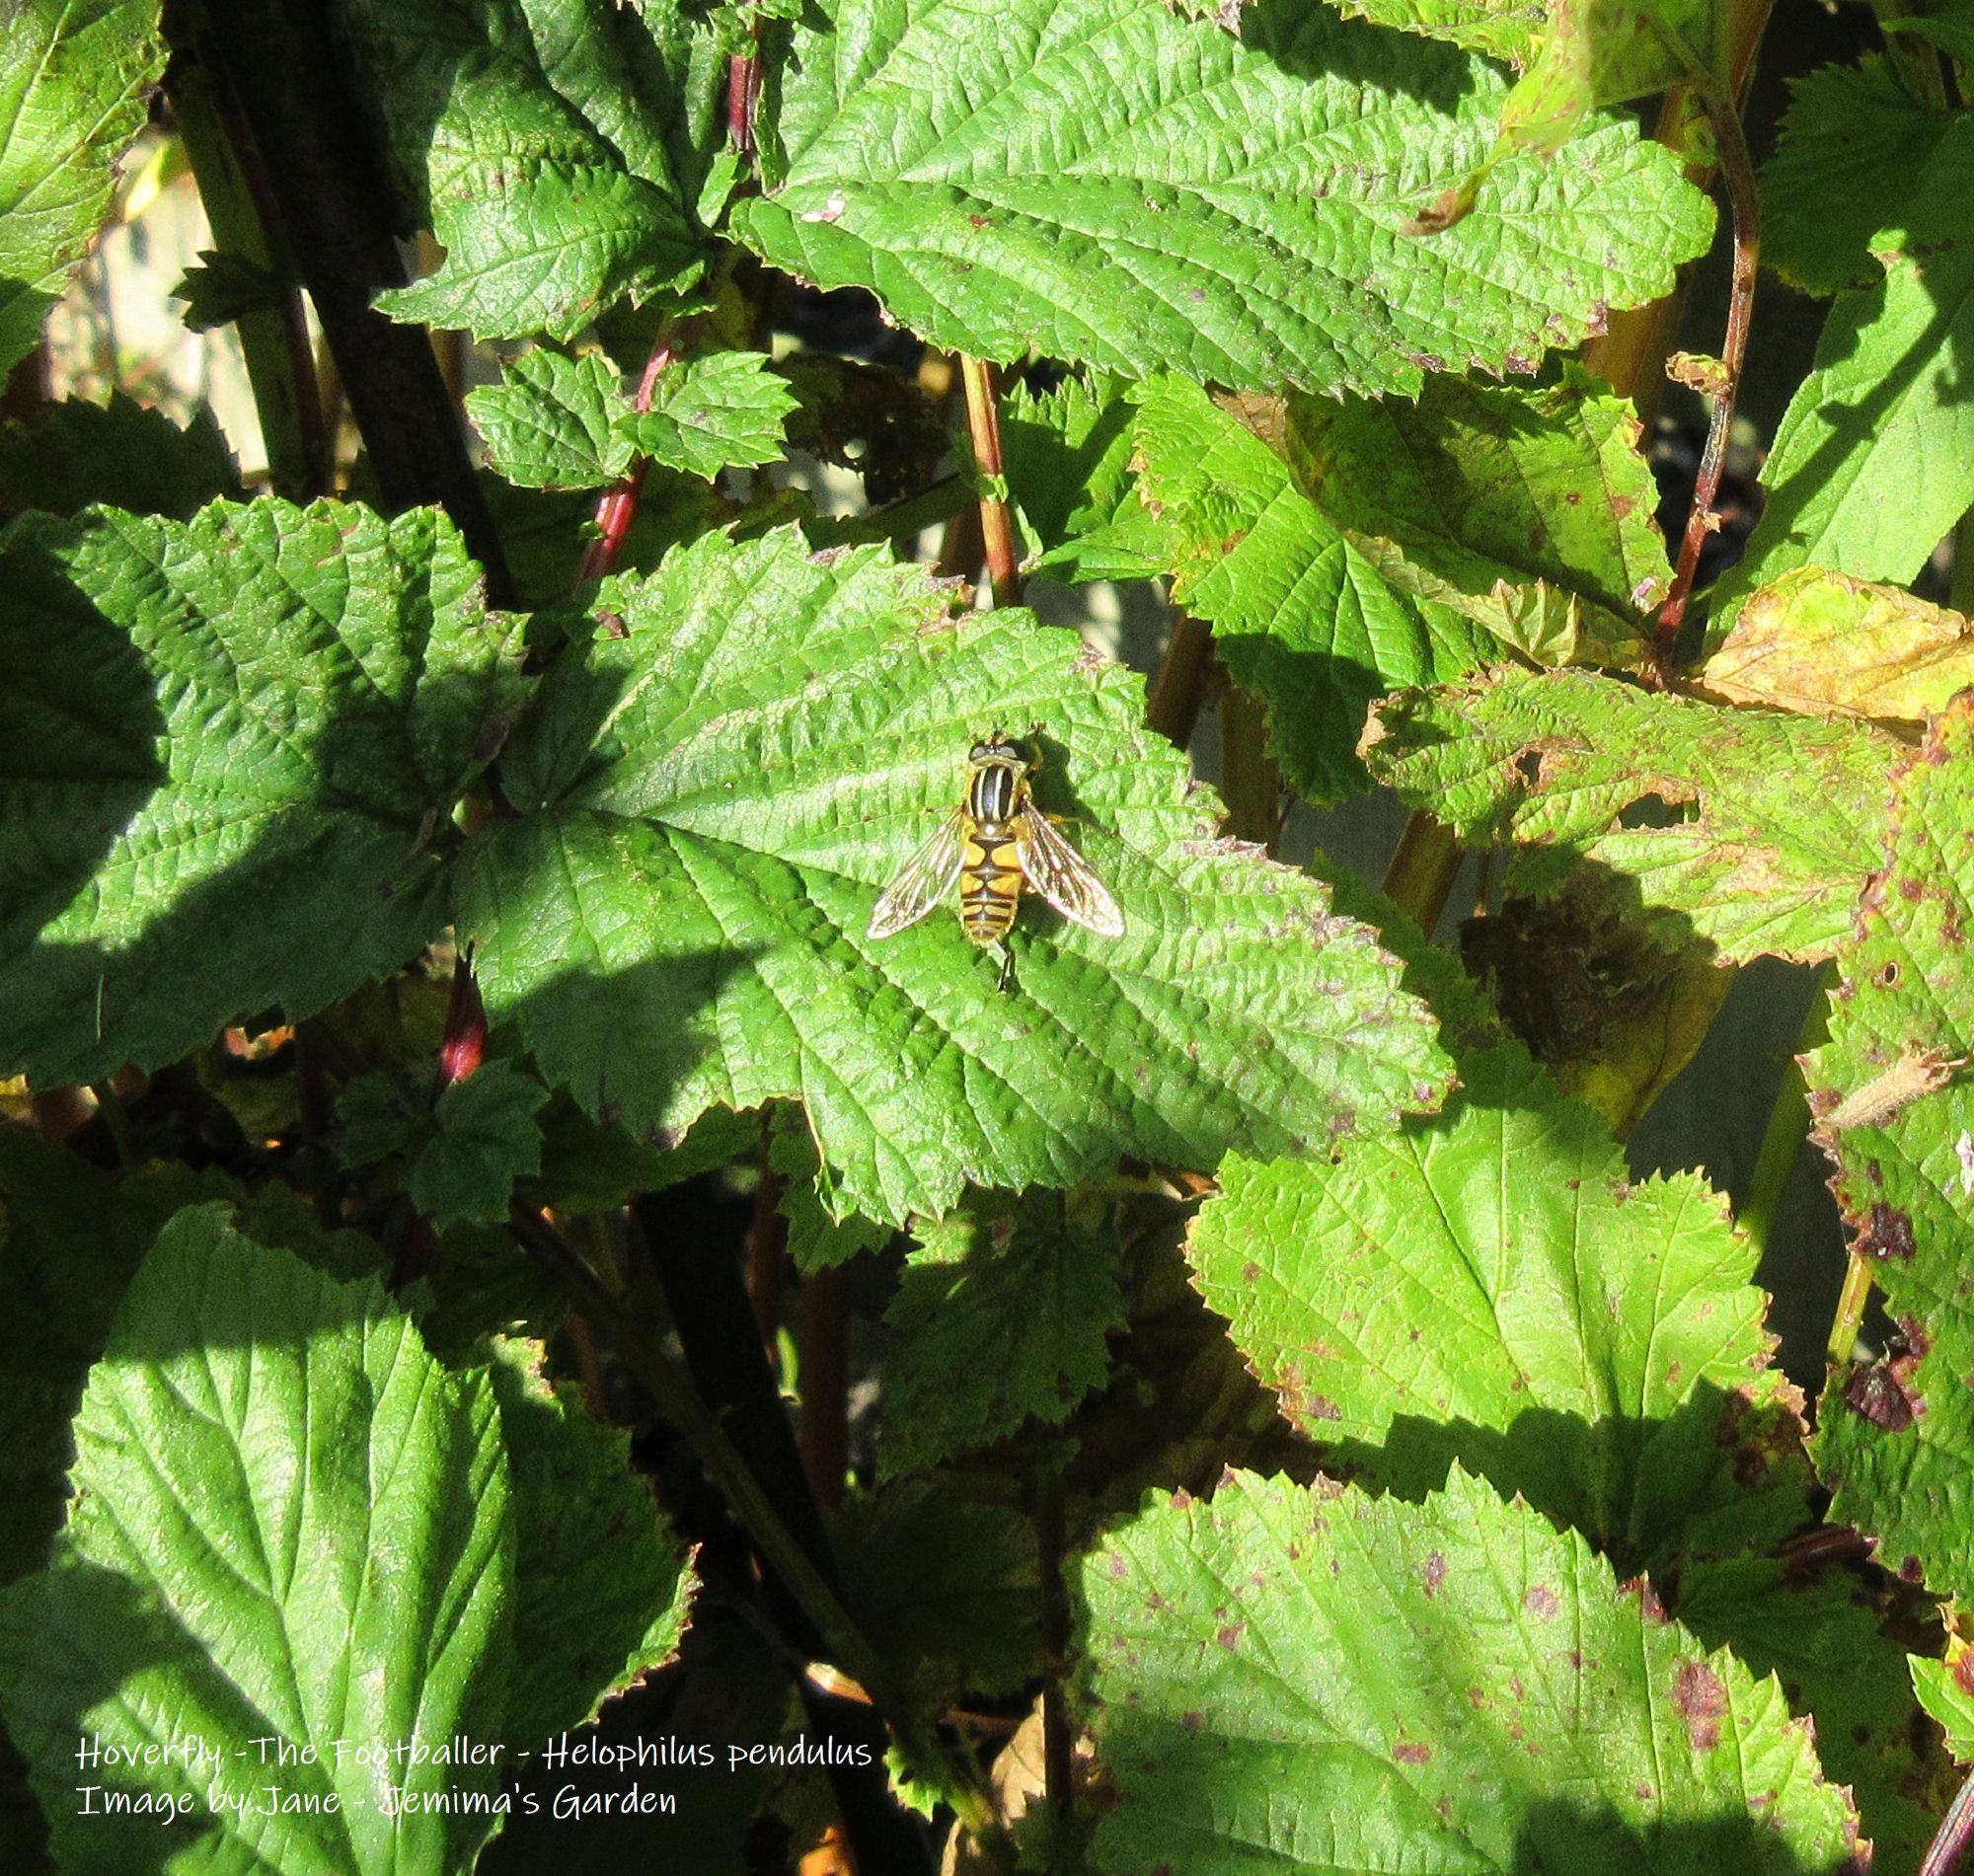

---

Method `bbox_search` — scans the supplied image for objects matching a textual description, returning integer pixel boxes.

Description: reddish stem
[1652,66,1761,670]
[575,343,675,587]
[727,49,760,158]
[435,948,488,1091]
[959,353,1021,607]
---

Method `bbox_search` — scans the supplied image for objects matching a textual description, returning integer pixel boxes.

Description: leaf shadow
[1509,1797,1857,1875]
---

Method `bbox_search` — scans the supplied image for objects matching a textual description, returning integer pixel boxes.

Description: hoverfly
[868,736,1124,972]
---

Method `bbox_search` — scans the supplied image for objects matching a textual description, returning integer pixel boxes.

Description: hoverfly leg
[993,940,1015,994]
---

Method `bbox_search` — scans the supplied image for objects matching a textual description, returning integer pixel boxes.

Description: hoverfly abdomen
[867,735,1125,960]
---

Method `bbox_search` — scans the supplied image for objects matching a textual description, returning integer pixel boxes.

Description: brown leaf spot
[1420,1551,1447,1597]
[1842,1354,1921,1432]
[1394,1741,1432,1764]
[1861,1202,1916,1262]
[1524,1584,1558,1620]
[1672,1660,1725,1751]
[1216,1622,1245,1652]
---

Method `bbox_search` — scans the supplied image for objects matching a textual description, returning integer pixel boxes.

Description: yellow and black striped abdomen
[959,822,1024,944]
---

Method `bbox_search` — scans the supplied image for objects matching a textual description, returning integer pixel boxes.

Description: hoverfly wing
[868,808,969,938]
[1015,810,1125,938]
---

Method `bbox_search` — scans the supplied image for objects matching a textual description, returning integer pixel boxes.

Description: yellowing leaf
[1701,566,1974,727]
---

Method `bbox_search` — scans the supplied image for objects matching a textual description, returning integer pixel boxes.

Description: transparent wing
[1016,811,1125,938]
[867,808,968,938]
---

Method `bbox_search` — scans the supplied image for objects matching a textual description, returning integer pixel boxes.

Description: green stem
[1381,810,1462,936]
[1736,963,1831,1264]
[513,1208,1011,1864]
[167,40,328,497]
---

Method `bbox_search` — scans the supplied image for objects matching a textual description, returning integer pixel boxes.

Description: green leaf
[0,0,164,378]
[769,1107,891,1271]
[1129,376,1489,803]
[1413,0,1716,233]
[1191,1044,1802,1574]
[1802,693,1974,1598]
[467,347,637,491]
[1722,110,1974,605]
[834,1480,1041,1707]
[0,499,526,1086]
[1699,566,1974,727]
[337,1067,429,1167]
[0,1135,208,1587]
[623,350,799,480]
[1914,1651,1974,1763]
[1676,1559,1938,1873]
[0,394,241,520]
[1000,374,1155,583]
[880,1191,1123,1475]
[1363,667,1895,963]
[485,1337,691,1741]
[1759,58,1959,297]
[340,0,719,341]
[530,1097,755,1214]
[728,0,1712,395]
[171,248,294,333]
[458,525,1452,1225]
[412,1063,552,1228]
[0,1205,514,1876]
[1285,366,1669,667]
[1077,1467,1860,1874]
[1325,0,1545,63]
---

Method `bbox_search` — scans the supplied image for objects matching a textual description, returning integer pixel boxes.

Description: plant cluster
[3,0,1974,1870]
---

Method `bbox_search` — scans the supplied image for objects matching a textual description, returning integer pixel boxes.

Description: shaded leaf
[1129,377,1489,803]
[0,499,526,1086]
[728,0,1711,395]
[1759,57,1959,297]
[1000,373,1158,584]
[1078,1466,1859,1875]
[834,1479,1041,1707]
[485,1337,692,1741]
[0,394,241,520]
[459,525,1452,1225]
[0,1206,514,1876]
[1363,666,1895,963]
[880,1191,1123,1475]
[1722,110,1974,606]
[1286,366,1668,667]
[339,0,720,340]
[413,1062,552,1229]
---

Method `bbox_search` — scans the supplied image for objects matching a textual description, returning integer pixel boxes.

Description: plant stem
[1650,31,1762,669]
[798,1262,849,1509]
[1034,1458,1074,1852]
[959,353,1021,608]
[575,340,676,587]
[1146,607,1214,752]
[518,1205,998,1869]
[1578,0,1773,415]
[166,39,330,497]
[1923,1756,1974,1876]
[181,0,513,601]
[1218,683,1279,851]
[1737,963,1831,1264]
[1382,810,1462,937]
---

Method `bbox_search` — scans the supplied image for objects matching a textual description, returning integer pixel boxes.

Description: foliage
[0,0,1970,1870]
